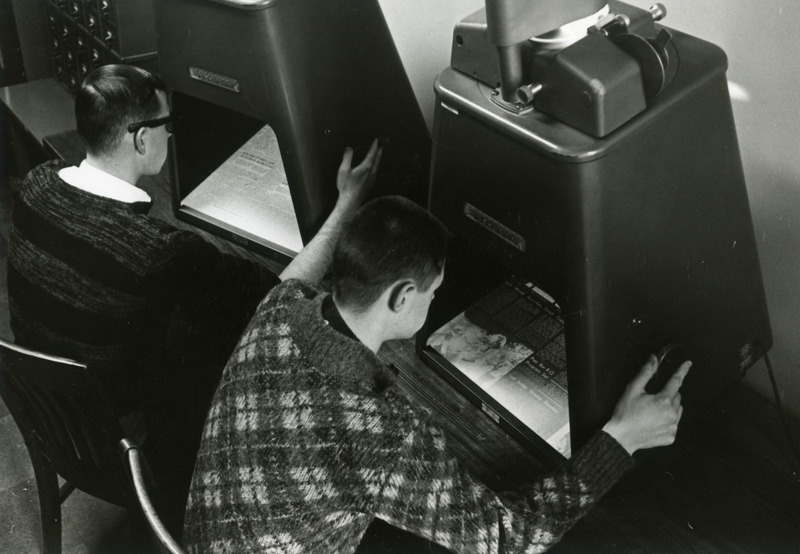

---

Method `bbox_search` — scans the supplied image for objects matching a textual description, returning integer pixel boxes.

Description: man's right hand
[602,355,691,455]
[278,140,382,284]
[335,138,383,212]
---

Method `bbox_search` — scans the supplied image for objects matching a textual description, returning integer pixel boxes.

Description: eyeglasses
[127,114,179,134]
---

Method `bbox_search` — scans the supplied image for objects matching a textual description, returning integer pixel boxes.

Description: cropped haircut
[332,196,449,312]
[75,64,166,156]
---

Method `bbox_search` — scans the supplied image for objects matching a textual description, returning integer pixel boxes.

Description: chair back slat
[0,338,131,506]
[25,384,81,460]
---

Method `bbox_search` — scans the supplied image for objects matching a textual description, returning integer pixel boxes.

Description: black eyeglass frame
[127,115,179,134]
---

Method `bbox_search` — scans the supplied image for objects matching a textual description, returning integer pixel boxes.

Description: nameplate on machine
[464,202,526,252]
[189,66,240,93]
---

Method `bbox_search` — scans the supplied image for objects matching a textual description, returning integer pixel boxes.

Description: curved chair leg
[30,448,63,554]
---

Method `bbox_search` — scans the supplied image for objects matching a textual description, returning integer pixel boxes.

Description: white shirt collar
[59,160,152,204]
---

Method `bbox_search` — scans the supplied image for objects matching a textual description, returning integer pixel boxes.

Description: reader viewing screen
[172,92,303,258]
[427,275,571,457]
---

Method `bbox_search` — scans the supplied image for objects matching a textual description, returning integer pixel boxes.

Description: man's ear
[133,127,146,155]
[388,280,414,313]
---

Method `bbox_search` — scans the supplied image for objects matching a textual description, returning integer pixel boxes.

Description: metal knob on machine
[613,28,673,98]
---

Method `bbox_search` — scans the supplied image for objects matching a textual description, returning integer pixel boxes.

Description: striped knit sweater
[184,279,634,553]
[8,160,278,406]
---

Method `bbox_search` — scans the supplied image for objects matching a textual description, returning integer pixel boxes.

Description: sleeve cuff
[568,430,635,498]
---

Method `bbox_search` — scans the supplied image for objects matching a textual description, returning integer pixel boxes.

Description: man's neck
[85,153,139,186]
[335,300,386,354]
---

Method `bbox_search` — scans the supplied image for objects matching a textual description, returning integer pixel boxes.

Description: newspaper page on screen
[427,276,571,457]
[181,124,303,257]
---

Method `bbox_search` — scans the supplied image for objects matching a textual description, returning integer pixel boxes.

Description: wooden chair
[119,438,185,554]
[0,337,144,553]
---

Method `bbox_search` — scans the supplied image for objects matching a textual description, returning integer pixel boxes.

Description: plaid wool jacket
[184,279,634,553]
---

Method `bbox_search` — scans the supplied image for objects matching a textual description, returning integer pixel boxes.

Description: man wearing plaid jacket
[184,148,690,553]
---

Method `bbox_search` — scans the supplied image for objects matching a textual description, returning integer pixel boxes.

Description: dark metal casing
[422,23,772,456]
[153,0,430,256]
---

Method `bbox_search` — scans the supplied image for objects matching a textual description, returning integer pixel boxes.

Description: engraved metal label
[738,340,756,372]
[188,66,240,93]
[464,202,526,252]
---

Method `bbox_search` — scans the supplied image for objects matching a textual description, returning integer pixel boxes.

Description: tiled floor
[0,177,142,552]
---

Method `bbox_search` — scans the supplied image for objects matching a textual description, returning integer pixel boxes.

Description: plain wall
[378,0,483,131]
[379,0,800,419]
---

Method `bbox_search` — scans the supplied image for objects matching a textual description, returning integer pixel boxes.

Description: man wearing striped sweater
[184,195,691,553]
[8,64,279,412]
